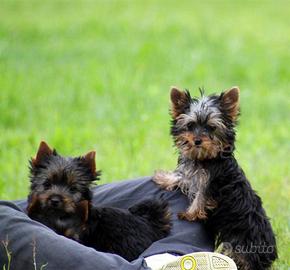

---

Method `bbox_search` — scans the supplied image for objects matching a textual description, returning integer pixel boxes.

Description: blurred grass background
[0,0,289,268]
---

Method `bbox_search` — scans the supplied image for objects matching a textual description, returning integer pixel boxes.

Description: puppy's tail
[129,198,171,237]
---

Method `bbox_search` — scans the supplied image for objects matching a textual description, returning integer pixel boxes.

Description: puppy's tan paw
[195,209,208,220]
[178,210,208,221]
[177,211,200,221]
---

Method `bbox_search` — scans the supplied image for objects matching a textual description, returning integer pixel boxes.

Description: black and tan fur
[28,141,171,261]
[153,87,277,269]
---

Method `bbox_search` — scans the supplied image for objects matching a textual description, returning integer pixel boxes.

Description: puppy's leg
[153,170,180,191]
[178,191,208,221]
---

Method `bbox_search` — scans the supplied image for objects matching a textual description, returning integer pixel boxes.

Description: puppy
[28,141,171,261]
[153,87,277,269]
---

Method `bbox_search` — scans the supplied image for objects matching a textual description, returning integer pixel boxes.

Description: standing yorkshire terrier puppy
[28,141,171,261]
[153,87,277,269]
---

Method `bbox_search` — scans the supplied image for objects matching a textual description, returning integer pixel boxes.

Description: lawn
[0,0,289,268]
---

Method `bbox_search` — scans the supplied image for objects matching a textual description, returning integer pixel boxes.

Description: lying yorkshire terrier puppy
[27,141,171,261]
[153,87,277,269]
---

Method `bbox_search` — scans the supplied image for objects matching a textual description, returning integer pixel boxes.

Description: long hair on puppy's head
[170,86,240,160]
[27,141,101,240]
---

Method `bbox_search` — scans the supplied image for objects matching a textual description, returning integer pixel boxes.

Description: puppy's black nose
[194,138,202,146]
[49,195,62,207]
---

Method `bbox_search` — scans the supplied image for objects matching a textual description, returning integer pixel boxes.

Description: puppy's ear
[82,151,97,176]
[26,194,40,216]
[170,86,191,118]
[220,86,240,121]
[77,200,89,223]
[32,141,54,167]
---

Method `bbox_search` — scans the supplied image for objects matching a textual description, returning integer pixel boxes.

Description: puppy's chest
[176,162,209,199]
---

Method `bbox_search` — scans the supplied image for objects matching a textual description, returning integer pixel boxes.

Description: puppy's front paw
[152,170,178,191]
[178,210,208,221]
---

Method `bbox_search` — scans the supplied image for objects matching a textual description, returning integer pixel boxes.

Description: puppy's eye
[70,187,77,193]
[186,122,195,130]
[43,182,51,189]
[206,125,216,132]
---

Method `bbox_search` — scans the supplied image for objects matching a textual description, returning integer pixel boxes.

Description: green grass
[0,0,289,268]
